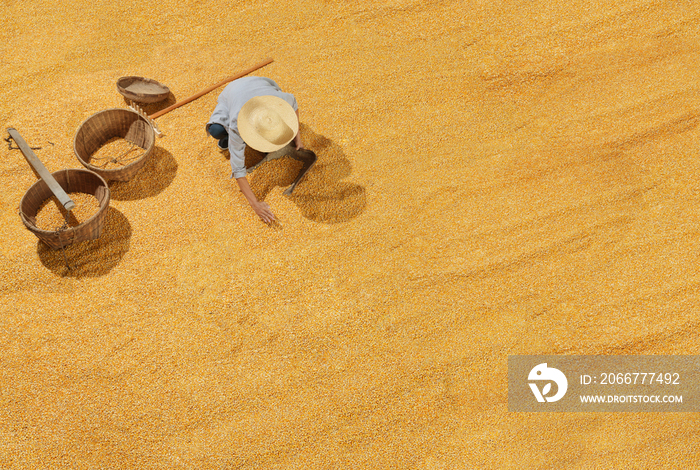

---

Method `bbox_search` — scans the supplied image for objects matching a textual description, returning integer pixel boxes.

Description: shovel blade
[284,149,317,195]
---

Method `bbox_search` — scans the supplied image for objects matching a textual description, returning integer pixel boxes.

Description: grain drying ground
[1,0,700,468]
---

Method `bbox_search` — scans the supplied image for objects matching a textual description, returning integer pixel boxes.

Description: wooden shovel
[283,149,317,195]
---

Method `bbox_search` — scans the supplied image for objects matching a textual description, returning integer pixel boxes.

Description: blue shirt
[207,77,298,178]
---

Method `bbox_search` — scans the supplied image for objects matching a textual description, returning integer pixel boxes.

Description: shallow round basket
[19,169,110,250]
[74,108,155,181]
[117,76,170,103]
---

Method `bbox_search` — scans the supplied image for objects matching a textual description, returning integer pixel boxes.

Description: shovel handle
[149,58,274,119]
[8,128,75,211]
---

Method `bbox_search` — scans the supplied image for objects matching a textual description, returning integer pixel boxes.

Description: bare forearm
[236,176,258,204]
[236,176,275,223]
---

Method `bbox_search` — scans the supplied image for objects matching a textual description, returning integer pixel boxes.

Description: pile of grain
[34,192,101,231]
[90,137,144,168]
[2,0,700,468]
[249,156,303,197]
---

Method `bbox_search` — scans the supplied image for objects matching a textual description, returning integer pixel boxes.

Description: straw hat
[238,96,298,152]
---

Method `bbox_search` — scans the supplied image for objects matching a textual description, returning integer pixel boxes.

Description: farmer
[206,76,303,223]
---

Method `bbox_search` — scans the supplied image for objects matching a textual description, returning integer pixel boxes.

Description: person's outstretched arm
[236,176,275,223]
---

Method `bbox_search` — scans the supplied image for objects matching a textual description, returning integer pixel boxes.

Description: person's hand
[294,134,304,150]
[252,201,275,224]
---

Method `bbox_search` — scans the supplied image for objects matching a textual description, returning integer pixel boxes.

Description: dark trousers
[208,123,228,147]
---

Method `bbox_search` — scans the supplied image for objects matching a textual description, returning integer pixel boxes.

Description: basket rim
[73,107,155,174]
[19,168,110,235]
[116,76,170,102]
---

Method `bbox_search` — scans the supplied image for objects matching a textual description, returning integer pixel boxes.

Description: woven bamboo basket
[74,108,155,181]
[19,169,110,250]
[116,76,170,103]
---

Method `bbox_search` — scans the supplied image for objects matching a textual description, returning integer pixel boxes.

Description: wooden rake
[127,58,275,136]
[127,57,315,194]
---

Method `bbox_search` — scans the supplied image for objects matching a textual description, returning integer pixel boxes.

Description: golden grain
[2,0,699,468]
[34,192,101,231]
[91,137,145,168]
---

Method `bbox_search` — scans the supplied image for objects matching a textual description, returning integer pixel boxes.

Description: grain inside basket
[34,192,101,231]
[90,137,145,168]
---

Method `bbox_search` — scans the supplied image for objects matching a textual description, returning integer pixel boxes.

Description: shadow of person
[108,147,177,200]
[37,207,131,278]
[121,92,177,116]
[246,123,366,224]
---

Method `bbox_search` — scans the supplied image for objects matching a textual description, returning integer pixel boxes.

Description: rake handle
[8,128,75,211]
[149,58,274,119]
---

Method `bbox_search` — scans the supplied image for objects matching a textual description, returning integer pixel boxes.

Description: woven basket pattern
[19,169,110,250]
[73,108,155,181]
[116,76,170,103]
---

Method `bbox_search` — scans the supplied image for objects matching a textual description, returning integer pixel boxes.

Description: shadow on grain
[38,207,131,277]
[108,147,177,200]
[247,123,366,224]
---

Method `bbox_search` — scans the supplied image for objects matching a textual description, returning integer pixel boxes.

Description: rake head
[128,101,163,137]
